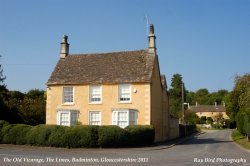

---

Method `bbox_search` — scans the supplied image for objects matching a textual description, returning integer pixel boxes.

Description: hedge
[26,125,59,146]
[247,122,250,141]
[0,121,155,148]
[125,125,155,146]
[62,125,99,148]
[98,125,129,147]
[0,120,10,142]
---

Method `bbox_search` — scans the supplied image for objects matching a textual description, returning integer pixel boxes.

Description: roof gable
[47,49,155,85]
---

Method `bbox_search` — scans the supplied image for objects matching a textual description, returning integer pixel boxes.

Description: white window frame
[57,109,79,126]
[62,86,74,105]
[118,84,132,103]
[89,85,102,104]
[112,109,137,128]
[89,111,101,125]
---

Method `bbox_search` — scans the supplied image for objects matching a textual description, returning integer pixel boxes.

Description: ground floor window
[89,111,101,125]
[57,109,79,126]
[112,109,138,128]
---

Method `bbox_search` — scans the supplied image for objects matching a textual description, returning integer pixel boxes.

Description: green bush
[243,115,250,134]
[125,125,154,146]
[62,125,99,148]
[0,123,155,148]
[206,117,213,124]
[236,111,245,134]
[226,119,236,129]
[200,116,207,124]
[26,125,57,146]
[3,124,31,145]
[247,122,250,142]
[0,120,10,142]
[1,124,14,144]
[98,126,129,147]
[47,125,68,147]
[0,120,9,129]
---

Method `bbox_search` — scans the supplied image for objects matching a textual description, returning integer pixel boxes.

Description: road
[0,129,249,166]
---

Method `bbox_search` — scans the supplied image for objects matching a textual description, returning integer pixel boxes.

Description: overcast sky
[0,0,250,92]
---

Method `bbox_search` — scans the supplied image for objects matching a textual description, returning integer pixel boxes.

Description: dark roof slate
[189,105,226,112]
[47,49,155,85]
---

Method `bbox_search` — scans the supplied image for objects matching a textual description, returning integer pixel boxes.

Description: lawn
[231,130,250,150]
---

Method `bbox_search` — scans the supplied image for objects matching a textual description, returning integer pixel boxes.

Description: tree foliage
[226,74,250,136]
[169,74,186,117]
[186,88,228,106]
[0,55,6,87]
[226,74,250,120]
[1,89,46,125]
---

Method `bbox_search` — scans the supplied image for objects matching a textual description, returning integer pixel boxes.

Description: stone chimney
[148,24,156,53]
[60,35,69,59]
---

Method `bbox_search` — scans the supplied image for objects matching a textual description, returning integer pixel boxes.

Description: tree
[0,55,9,122]
[184,110,199,125]
[195,88,210,105]
[226,74,250,135]
[0,55,6,87]
[169,74,186,117]
[186,91,195,105]
[18,89,46,125]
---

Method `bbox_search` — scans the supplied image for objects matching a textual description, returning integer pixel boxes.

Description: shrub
[125,125,155,146]
[0,120,9,129]
[98,126,129,147]
[3,124,32,145]
[236,111,245,134]
[243,115,250,134]
[206,117,213,124]
[1,123,155,148]
[26,125,57,146]
[62,125,99,148]
[226,119,236,129]
[200,116,207,124]
[47,125,68,147]
[0,120,10,142]
[247,122,250,142]
[1,124,14,144]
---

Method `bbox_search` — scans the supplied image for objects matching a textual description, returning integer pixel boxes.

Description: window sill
[118,101,132,104]
[89,102,103,105]
[62,103,75,106]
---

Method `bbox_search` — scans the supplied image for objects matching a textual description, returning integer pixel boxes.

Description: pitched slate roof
[189,105,226,112]
[47,49,155,85]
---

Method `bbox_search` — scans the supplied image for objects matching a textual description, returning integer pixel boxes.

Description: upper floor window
[57,109,79,126]
[118,84,131,103]
[63,87,74,104]
[89,85,102,103]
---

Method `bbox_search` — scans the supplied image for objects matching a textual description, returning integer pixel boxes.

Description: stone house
[46,24,174,142]
[189,103,229,121]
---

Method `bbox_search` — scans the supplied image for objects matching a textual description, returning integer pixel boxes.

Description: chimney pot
[150,24,154,34]
[148,24,156,54]
[60,35,69,59]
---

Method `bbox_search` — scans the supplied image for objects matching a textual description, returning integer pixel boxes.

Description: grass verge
[231,130,250,150]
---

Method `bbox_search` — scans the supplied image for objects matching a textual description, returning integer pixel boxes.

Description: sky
[0,0,250,93]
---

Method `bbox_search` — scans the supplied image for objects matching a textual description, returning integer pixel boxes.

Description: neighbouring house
[46,24,175,142]
[189,102,229,121]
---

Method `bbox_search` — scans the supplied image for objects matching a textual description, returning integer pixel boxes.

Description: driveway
[0,129,249,166]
